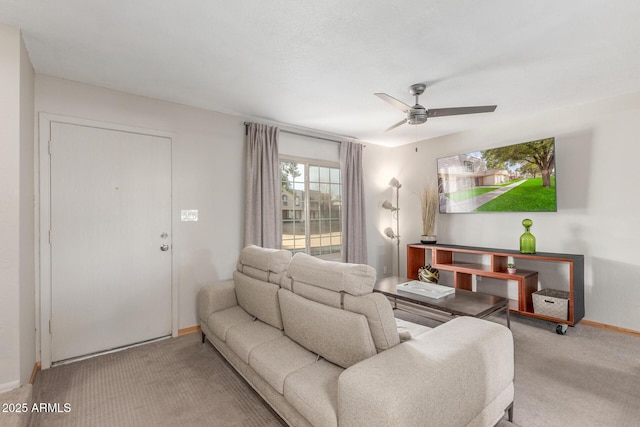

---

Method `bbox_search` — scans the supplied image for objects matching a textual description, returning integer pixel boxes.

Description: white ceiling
[3,0,640,147]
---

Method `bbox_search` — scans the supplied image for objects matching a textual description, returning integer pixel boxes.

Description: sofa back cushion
[343,293,401,352]
[283,252,376,296]
[278,288,376,368]
[233,245,292,330]
[233,271,282,329]
[237,244,291,285]
[282,253,400,353]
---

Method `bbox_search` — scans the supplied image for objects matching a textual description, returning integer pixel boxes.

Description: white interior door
[49,122,172,363]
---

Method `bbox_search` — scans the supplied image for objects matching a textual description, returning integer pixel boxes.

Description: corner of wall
[19,27,36,386]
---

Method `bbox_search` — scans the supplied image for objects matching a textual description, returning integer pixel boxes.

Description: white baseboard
[0,379,20,393]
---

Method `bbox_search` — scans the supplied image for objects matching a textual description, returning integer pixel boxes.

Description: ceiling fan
[375,83,497,132]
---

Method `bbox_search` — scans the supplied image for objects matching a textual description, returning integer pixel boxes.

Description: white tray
[397,280,455,299]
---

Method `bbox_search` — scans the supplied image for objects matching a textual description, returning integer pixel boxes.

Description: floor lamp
[382,177,401,277]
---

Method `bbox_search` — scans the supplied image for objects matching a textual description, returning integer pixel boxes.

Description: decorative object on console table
[396,280,454,299]
[532,289,569,321]
[507,263,517,274]
[420,179,438,244]
[418,264,439,283]
[519,218,536,254]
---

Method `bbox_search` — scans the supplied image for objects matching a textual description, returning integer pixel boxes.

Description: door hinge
[49,320,52,334]
[48,141,52,155]
[49,230,52,244]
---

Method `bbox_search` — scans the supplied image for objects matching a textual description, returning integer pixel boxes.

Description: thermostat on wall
[181,210,198,221]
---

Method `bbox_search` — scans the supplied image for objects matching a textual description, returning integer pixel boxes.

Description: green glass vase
[519,218,536,254]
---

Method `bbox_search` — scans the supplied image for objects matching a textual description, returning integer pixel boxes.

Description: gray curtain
[244,123,281,249]
[340,140,367,263]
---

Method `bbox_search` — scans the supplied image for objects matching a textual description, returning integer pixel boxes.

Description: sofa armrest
[338,316,514,427]
[197,280,238,323]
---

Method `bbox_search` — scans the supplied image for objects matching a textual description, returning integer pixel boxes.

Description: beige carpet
[509,315,640,427]
[0,384,32,427]
[28,313,639,426]
[29,334,285,426]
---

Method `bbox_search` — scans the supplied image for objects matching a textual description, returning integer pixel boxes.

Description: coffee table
[374,276,510,328]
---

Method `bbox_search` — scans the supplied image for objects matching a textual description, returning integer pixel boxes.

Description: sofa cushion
[197,280,237,323]
[286,252,376,296]
[279,289,376,368]
[226,319,284,364]
[238,244,291,283]
[233,270,283,330]
[343,293,401,352]
[249,336,316,394]
[284,360,343,427]
[395,318,432,342]
[285,280,342,308]
[207,305,253,341]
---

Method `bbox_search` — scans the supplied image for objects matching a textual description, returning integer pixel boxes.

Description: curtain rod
[244,121,346,144]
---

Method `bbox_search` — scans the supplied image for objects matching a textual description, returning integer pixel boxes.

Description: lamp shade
[388,177,401,188]
[384,227,397,239]
[381,200,397,211]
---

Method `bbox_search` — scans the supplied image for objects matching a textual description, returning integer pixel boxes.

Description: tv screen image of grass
[437,137,556,213]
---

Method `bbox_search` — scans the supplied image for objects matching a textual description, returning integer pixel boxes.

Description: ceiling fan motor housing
[409,83,426,96]
[408,84,428,124]
[408,106,428,124]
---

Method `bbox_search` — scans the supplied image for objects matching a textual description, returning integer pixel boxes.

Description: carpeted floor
[29,334,285,427]
[27,313,640,427]
[509,315,640,427]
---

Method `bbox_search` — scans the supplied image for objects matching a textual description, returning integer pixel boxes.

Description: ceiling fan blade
[375,93,412,112]
[384,118,408,132]
[427,105,497,117]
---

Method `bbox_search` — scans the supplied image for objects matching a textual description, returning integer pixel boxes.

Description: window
[464,160,474,172]
[282,194,288,206]
[280,159,342,259]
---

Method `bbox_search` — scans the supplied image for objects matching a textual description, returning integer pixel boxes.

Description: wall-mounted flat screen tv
[437,137,556,213]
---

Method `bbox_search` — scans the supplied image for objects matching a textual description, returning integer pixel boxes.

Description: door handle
[160,244,169,251]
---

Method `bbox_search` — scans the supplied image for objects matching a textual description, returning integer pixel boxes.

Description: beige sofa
[198,245,514,427]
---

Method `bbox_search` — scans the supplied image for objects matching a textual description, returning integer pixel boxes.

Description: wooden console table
[407,244,584,326]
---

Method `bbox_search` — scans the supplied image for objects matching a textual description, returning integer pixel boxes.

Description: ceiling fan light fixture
[407,108,428,125]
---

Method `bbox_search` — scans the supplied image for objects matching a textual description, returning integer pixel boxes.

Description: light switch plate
[181,209,198,221]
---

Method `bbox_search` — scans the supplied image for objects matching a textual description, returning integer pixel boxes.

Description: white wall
[19,29,35,385]
[35,75,247,338]
[0,23,21,391]
[370,92,640,331]
[0,24,35,390]
[279,131,340,162]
